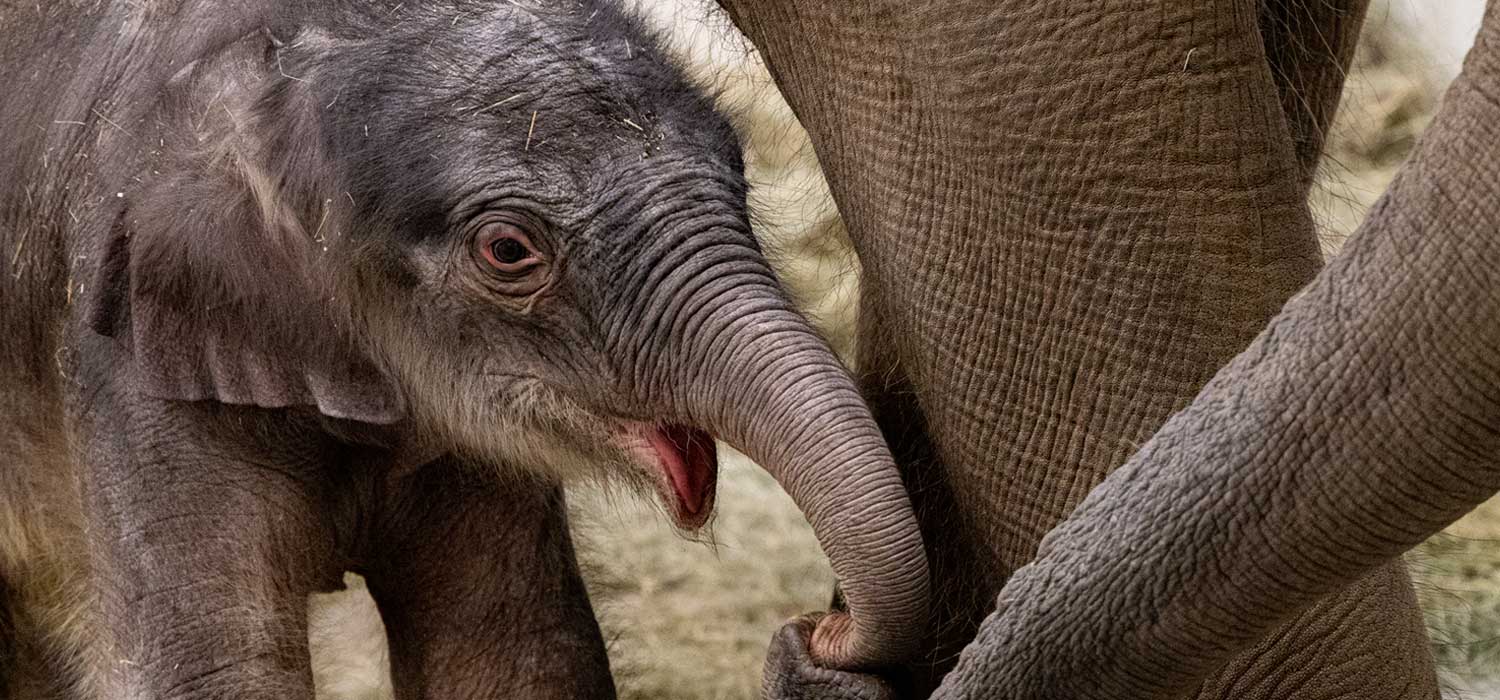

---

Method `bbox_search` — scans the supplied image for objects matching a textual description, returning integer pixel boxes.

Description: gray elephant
[710,0,1496,698]
[0,1,928,697]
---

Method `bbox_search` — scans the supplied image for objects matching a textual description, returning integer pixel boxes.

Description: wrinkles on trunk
[722,0,1430,693]
[609,237,930,668]
[690,303,930,669]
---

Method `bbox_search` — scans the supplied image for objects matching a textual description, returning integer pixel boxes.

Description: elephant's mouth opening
[616,422,718,530]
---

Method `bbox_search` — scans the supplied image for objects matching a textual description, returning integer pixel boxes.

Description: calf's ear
[84,34,403,424]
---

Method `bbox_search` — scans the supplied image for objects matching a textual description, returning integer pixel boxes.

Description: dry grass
[570,452,833,700]
[1414,504,1500,694]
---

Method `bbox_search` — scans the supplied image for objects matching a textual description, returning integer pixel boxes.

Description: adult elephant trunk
[610,232,929,670]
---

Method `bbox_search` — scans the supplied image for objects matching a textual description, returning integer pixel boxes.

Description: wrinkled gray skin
[931,4,1500,697]
[713,0,1493,698]
[0,1,929,697]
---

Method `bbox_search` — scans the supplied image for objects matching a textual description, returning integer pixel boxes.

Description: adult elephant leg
[721,0,1431,697]
[362,460,615,700]
[0,576,14,697]
[935,9,1500,693]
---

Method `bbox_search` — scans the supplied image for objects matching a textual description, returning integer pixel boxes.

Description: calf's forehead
[323,3,744,213]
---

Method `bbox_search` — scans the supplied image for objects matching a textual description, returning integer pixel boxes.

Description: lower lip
[620,423,718,529]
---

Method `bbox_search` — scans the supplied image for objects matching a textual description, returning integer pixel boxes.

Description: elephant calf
[0,1,928,697]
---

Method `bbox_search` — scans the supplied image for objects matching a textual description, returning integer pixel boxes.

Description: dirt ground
[303,3,1500,698]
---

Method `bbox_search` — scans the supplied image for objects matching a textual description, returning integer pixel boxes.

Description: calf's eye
[477,222,541,273]
[489,236,529,265]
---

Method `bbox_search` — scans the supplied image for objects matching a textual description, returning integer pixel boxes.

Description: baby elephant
[0,1,928,697]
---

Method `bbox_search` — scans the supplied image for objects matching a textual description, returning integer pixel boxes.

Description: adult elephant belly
[720,0,1439,696]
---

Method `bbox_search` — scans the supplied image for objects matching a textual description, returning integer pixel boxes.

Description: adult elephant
[712,0,1449,697]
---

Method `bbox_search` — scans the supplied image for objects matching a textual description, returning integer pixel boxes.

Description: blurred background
[310,2,1500,697]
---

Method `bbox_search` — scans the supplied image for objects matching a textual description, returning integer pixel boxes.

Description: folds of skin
[595,183,930,667]
[932,3,1500,697]
[658,278,930,669]
[719,0,1433,695]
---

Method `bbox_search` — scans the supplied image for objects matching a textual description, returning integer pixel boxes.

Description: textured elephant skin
[0,0,929,696]
[719,0,1447,698]
[763,617,901,700]
[933,5,1500,694]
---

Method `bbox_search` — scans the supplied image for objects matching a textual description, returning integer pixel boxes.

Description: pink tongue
[648,425,716,515]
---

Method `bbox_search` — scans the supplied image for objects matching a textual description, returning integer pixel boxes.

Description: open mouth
[618,423,719,530]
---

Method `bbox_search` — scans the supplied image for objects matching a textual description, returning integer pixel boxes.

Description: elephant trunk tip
[812,611,892,669]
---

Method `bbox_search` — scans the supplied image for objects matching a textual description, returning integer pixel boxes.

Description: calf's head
[87,1,927,669]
